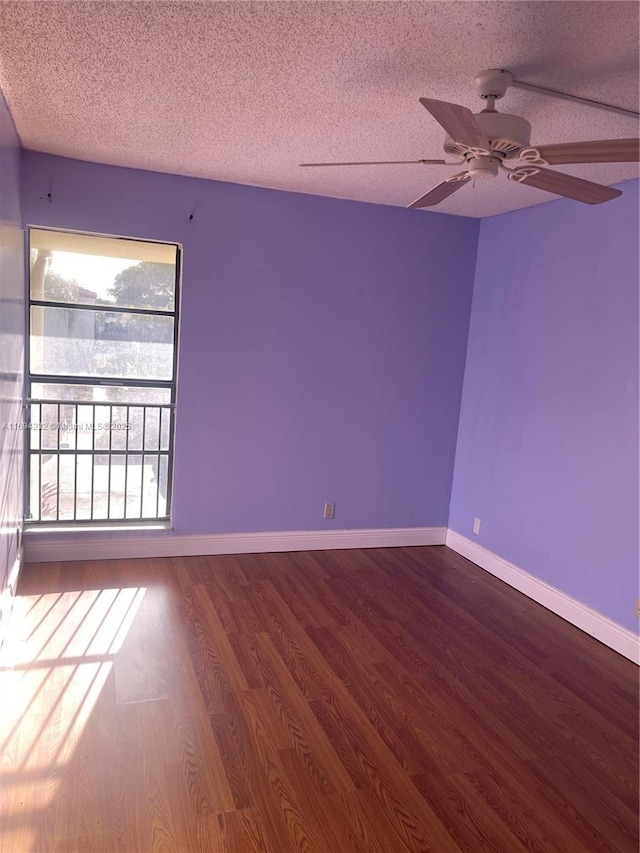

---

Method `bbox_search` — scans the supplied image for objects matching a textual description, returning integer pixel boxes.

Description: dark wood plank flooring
[0,545,637,852]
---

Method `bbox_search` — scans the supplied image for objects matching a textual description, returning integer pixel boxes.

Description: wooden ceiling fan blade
[300,159,449,167]
[513,167,622,204]
[531,138,640,165]
[408,174,471,209]
[419,98,490,151]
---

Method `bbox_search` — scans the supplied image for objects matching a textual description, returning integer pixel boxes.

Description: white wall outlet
[473,517,481,535]
[324,502,335,520]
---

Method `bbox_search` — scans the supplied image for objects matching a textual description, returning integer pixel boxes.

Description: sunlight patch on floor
[0,586,146,836]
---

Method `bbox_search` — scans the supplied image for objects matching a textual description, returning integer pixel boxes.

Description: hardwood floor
[0,545,637,852]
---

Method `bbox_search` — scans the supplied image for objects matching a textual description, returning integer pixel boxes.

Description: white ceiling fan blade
[419,98,490,152]
[519,138,640,165]
[510,166,622,204]
[408,173,471,209]
[300,159,451,167]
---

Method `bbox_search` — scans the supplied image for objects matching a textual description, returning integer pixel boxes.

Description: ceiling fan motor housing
[444,112,532,159]
[447,109,532,178]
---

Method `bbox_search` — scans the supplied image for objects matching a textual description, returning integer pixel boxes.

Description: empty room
[0,2,638,851]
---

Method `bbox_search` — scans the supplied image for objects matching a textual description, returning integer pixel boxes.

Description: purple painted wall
[21,151,479,535]
[0,90,24,600]
[449,181,639,632]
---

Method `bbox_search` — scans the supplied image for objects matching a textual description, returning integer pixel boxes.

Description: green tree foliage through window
[108,262,175,311]
[43,272,83,303]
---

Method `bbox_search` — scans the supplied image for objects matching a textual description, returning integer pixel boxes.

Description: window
[26,229,180,525]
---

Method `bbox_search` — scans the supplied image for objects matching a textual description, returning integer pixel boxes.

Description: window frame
[24,226,182,528]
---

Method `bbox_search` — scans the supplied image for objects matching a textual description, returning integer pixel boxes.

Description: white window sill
[25,521,173,535]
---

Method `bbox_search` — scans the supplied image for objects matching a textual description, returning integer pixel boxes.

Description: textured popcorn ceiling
[0,1,638,217]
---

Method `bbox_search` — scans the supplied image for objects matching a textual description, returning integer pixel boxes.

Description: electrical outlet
[324,502,335,520]
[473,517,481,535]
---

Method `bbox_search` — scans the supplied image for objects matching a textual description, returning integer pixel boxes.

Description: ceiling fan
[300,69,640,208]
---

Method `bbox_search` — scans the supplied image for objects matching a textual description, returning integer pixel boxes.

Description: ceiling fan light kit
[301,68,639,209]
[456,155,502,180]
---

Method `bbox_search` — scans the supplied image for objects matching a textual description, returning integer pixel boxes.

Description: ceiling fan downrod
[476,67,639,120]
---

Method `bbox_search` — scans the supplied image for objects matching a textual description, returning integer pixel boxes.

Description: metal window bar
[106,404,112,521]
[156,407,162,519]
[124,405,130,520]
[90,404,96,522]
[72,415,78,521]
[56,403,60,522]
[27,399,173,523]
[140,406,146,519]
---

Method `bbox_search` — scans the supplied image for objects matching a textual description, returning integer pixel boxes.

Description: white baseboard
[24,525,447,564]
[22,523,637,664]
[446,530,639,665]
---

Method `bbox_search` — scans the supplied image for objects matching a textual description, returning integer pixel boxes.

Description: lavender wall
[21,151,479,535]
[449,181,639,632]
[0,91,24,600]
